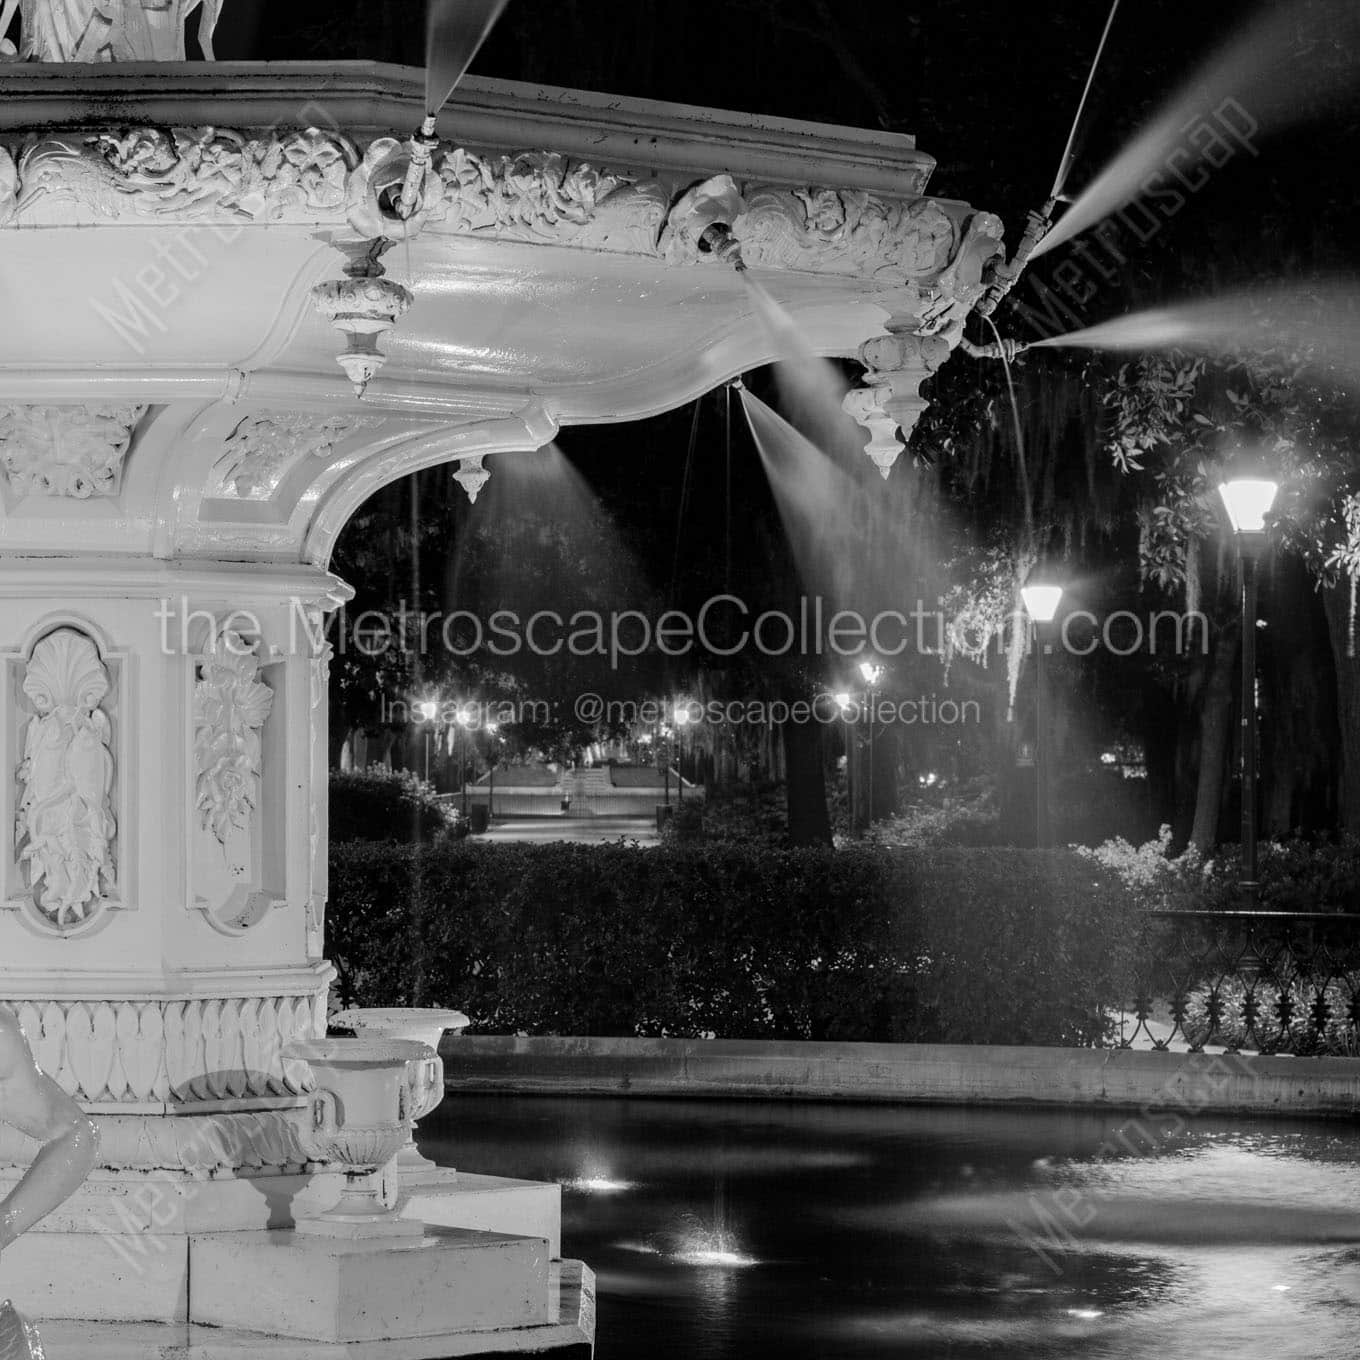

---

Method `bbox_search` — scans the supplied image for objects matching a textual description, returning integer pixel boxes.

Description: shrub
[327,841,1136,1045]
[867,785,1002,849]
[329,767,457,844]
[1078,827,1360,914]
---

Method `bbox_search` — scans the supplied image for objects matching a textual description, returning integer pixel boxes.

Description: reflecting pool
[420,1096,1360,1359]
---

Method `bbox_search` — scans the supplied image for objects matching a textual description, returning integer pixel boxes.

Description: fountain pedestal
[190,1038,549,1344]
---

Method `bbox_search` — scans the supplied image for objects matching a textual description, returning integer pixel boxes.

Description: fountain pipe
[960,336,1030,362]
[972,197,1057,320]
[396,115,440,220]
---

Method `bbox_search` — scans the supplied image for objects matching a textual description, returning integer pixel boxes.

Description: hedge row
[326,842,1137,1046]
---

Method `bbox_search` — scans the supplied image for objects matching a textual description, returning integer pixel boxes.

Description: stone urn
[283,1036,433,1238]
[331,1007,468,1176]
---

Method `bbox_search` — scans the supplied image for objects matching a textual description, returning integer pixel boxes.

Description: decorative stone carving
[734,188,958,281]
[194,630,273,845]
[431,147,631,243]
[0,1301,42,1360]
[311,237,413,398]
[3,993,324,1106]
[843,322,953,478]
[15,629,116,930]
[660,174,746,266]
[0,403,145,498]
[453,454,490,504]
[0,124,977,289]
[10,125,358,224]
[285,1038,431,1238]
[0,146,15,226]
[0,0,224,62]
[0,1108,312,1173]
[213,411,371,498]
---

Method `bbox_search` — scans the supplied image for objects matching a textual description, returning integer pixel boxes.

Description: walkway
[474,816,660,846]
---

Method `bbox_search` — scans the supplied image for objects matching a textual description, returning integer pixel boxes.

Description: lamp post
[673,703,691,805]
[455,706,473,816]
[1020,571,1064,849]
[659,723,672,807]
[834,691,857,831]
[858,661,884,825]
[416,699,438,784]
[1219,475,1278,909]
[485,721,499,821]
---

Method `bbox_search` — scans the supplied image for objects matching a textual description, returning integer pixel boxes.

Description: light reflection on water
[419,1096,1360,1360]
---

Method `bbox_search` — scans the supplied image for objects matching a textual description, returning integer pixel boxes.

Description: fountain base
[37,1262,594,1358]
[192,1226,549,1343]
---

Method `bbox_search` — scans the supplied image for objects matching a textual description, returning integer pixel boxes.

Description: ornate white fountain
[0,1,1003,1354]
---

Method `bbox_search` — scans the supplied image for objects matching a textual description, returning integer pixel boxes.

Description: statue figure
[0,1007,99,1357]
[0,0,223,62]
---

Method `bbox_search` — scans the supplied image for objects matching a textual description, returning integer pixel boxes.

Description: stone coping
[0,62,933,194]
[442,1035,1360,1120]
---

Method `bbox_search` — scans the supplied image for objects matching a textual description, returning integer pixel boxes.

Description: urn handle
[299,1087,339,1161]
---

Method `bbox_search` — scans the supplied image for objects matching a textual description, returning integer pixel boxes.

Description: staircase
[564,767,611,814]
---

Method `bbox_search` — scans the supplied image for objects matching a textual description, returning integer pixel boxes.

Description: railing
[1116,910,1360,1056]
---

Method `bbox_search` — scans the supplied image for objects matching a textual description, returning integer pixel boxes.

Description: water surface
[422,1095,1360,1359]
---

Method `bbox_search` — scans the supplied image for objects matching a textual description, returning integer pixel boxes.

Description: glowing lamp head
[486,722,499,735]
[833,692,852,713]
[673,705,691,727]
[416,700,438,722]
[858,660,884,686]
[455,707,472,727]
[1020,583,1063,623]
[1218,477,1278,535]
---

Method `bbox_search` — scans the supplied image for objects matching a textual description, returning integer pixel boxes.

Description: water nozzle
[699,222,747,272]
[960,336,1029,362]
[395,114,440,220]
[973,197,1057,320]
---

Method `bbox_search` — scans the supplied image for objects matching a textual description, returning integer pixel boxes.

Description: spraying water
[738,387,863,606]
[740,274,865,467]
[425,0,510,116]
[1035,0,1360,259]
[446,442,651,626]
[1030,281,1360,389]
[396,0,511,218]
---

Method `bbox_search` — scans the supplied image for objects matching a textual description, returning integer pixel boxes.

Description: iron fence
[1116,909,1360,1056]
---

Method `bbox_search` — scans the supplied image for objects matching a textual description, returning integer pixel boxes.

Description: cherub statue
[0,0,223,62]
[0,1007,99,1357]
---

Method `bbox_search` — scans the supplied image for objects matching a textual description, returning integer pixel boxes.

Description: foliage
[1079,826,1360,914]
[865,786,1002,848]
[329,767,458,844]
[327,841,1137,1046]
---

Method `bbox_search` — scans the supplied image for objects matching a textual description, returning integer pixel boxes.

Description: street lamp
[485,721,499,821]
[857,661,884,825]
[454,705,473,816]
[416,699,439,784]
[833,692,857,830]
[673,703,692,805]
[1219,473,1278,909]
[1020,567,1064,848]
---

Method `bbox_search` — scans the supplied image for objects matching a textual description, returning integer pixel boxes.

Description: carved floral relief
[0,403,146,498]
[0,123,974,290]
[193,630,273,845]
[212,410,374,498]
[15,628,117,930]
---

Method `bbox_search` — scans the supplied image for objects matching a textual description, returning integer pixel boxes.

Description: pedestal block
[398,1170,562,1259]
[190,1227,551,1342]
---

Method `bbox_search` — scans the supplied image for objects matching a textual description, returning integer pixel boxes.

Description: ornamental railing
[1115,910,1360,1056]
